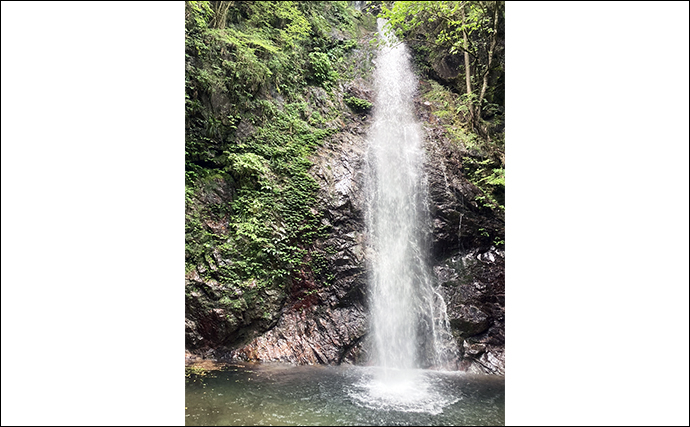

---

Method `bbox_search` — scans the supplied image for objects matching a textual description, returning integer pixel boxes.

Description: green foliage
[185,365,212,378]
[420,73,504,212]
[186,1,213,32]
[185,1,373,309]
[308,51,339,88]
[466,159,504,210]
[382,1,505,132]
[480,167,504,186]
[382,1,502,66]
[379,1,425,40]
[225,152,268,180]
[344,96,373,112]
[244,1,312,47]
[423,80,496,154]
[186,97,337,293]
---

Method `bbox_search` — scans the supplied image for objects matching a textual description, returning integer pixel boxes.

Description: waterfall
[364,18,459,373]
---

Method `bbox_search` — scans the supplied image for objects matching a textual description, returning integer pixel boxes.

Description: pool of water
[185,363,504,426]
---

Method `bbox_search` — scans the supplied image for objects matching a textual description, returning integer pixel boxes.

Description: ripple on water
[345,367,461,415]
[186,364,504,426]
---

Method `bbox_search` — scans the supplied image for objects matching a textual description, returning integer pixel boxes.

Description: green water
[185,363,504,426]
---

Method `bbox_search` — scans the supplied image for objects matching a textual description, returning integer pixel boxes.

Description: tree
[382,1,504,134]
[209,1,233,30]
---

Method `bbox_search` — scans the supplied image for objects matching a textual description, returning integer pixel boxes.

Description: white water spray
[364,19,459,376]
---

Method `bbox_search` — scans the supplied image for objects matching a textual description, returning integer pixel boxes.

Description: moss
[344,96,373,113]
[185,2,377,339]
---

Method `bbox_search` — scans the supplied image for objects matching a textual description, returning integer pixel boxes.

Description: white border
[1,2,688,426]
[507,2,689,425]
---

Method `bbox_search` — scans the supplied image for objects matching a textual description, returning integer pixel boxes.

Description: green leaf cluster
[308,51,339,88]
[184,1,373,309]
[382,1,505,128]
[344,96,373,112]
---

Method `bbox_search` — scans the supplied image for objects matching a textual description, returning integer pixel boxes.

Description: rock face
[192,82,506,373]
[434,248,505,375]
[185,34,504,375]
[185,267,287,352]
[419,97,505,375]
[225,112,372,365]
[184,16,380,363]
[184,176,288,353]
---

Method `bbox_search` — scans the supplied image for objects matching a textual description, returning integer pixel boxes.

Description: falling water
[364,18,459,378]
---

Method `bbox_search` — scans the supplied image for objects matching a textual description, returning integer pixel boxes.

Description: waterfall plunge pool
[185,363,504,426]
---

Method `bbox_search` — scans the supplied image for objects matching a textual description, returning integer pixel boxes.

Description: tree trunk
[461,5,474,123]
[477,1,499,119]
[210,1,233,30]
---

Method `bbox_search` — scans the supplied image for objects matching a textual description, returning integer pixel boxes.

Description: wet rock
[231,103,374,364]
[209,90,232,120]
[185,27,504,375]
[422,127,504,256]
[463,347,505,375]
[433,245,504,374]
[235,120,255,141]
[432,53,463,81]
[187,67,373,365]
[306,86,335,117]
[185,264,284,351]
[345,80,374,104]
[463,340,486,357]
[449,305,491,338]
[227,304,367,365]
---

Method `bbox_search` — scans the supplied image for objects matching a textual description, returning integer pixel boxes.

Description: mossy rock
[344,96,372,113]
